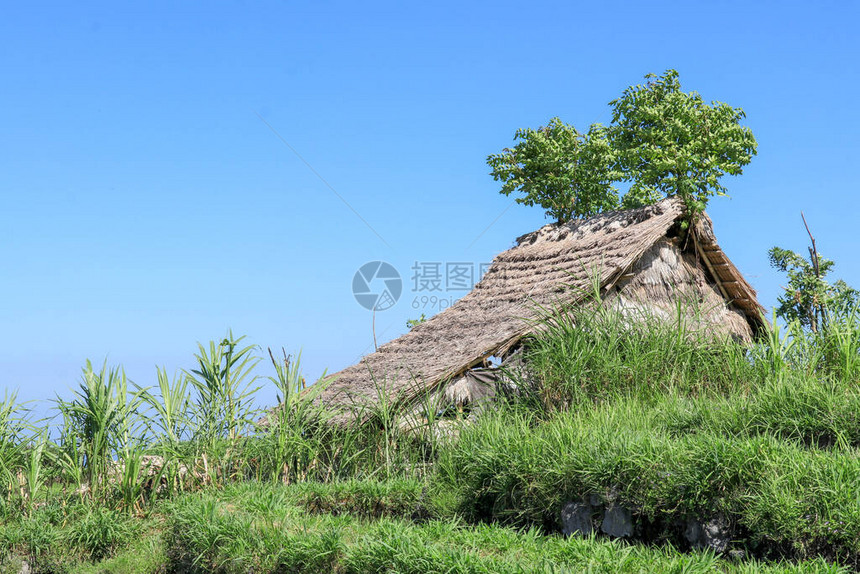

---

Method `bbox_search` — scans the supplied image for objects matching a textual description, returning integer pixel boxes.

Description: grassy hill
[1,305,859,573]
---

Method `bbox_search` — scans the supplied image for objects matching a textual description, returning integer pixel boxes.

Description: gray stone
[600,504,633,538]
[702,516,731,553]
[684,516,731,553]
[561,501,593,536]
[684,518,704,547]
[728,549,745,561]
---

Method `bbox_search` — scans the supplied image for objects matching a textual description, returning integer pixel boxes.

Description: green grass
[1,307,860,571]
[437,404,860,561]
[71,533,165,574]
[518,304,767,410]
[655,375,860,449]
[161,482,848,574]
[293,477,441,519]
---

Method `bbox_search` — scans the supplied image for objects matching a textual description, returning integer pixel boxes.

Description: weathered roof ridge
[515,200,677,247]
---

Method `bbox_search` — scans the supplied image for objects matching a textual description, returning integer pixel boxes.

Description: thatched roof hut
[307,198,765,419]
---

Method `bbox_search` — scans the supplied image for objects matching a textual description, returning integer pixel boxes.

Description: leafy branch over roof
[488,70,758,224]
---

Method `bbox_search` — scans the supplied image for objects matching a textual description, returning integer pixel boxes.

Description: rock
[561,501,593,536]
[684,516,731,553]
[728,549,745,561]
[702,516,731,553]
[684,518,704,547]
[601,504,633,538]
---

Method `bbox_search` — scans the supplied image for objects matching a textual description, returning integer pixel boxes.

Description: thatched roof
[308,198,765,416]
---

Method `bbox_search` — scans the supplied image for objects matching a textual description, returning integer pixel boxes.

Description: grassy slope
[1,307,859,572]
[4,481,843,574]
[160,481,846,574]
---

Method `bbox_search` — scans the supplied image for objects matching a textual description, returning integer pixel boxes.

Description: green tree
[487,70,757,223]
[769,246,858,333]
[609,69,758,214]
[487,118,620,223]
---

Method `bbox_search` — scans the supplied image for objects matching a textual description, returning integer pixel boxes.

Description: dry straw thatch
[307,198,765,419]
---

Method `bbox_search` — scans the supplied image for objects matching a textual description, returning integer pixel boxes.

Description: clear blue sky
[3,1,858,411]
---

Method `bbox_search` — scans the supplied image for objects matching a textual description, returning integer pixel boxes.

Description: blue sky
[2,1,858,411]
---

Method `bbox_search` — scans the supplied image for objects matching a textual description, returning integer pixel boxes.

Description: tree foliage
[487,70,757,223]
[609,69,758,213]
[769,246,859,333]
[487,119,620,223]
